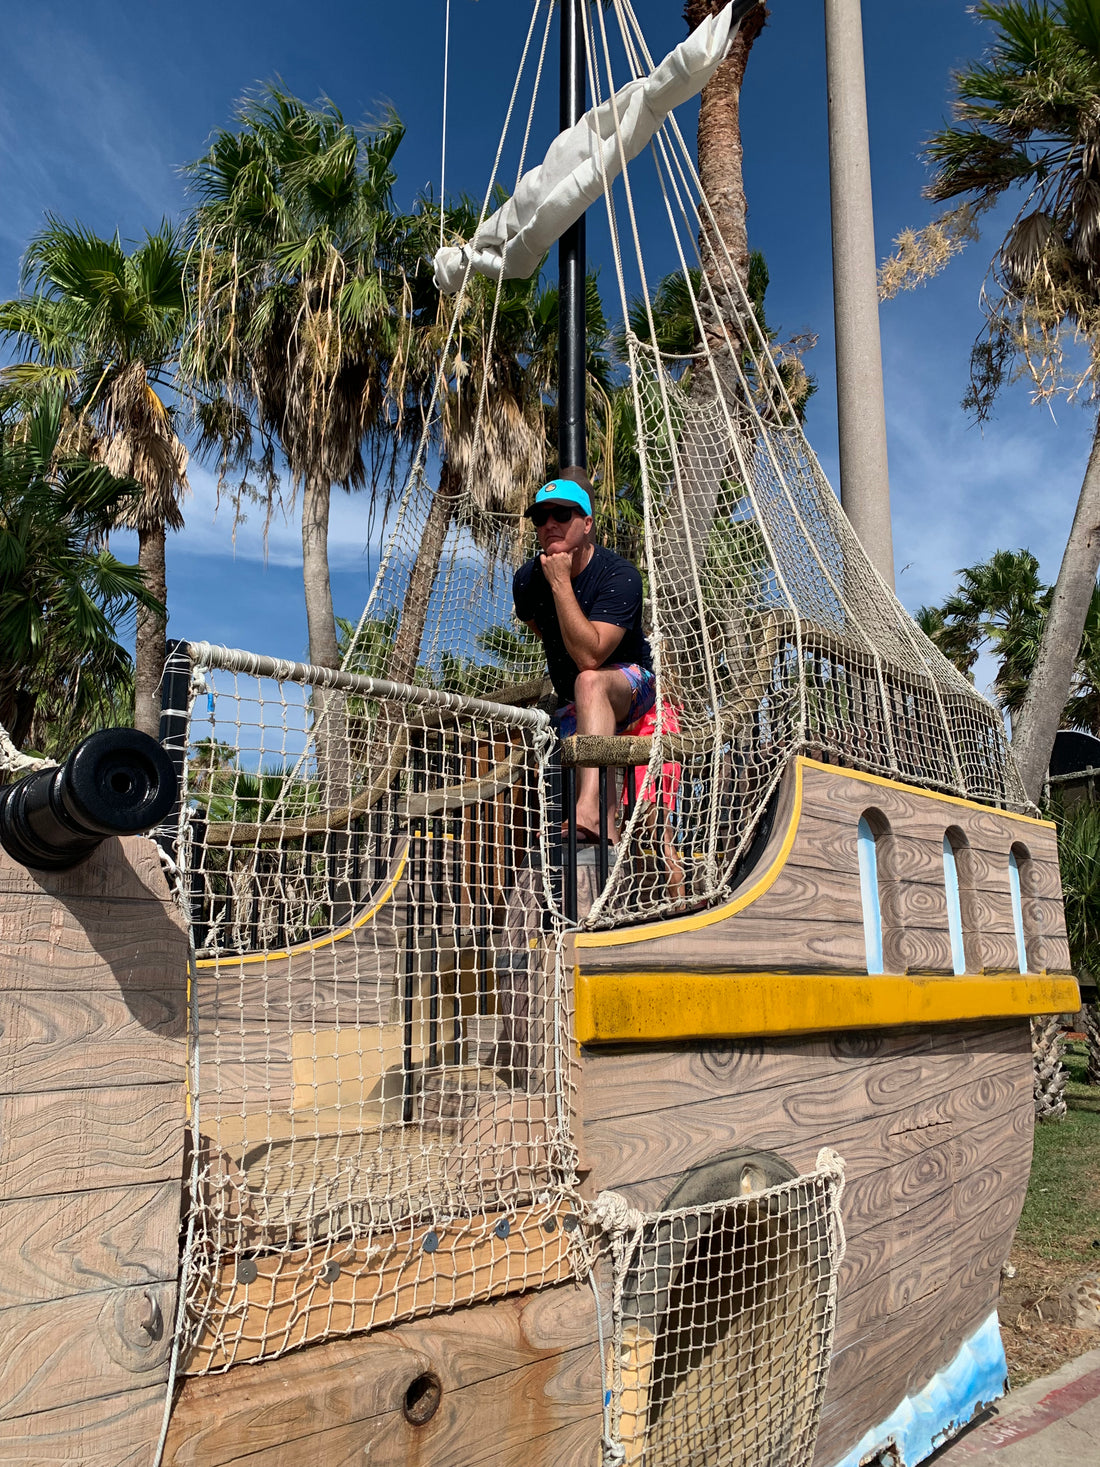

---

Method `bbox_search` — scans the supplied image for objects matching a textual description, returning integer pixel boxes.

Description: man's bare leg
[571,666,633,841]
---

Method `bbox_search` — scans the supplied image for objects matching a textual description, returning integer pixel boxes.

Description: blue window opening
[943,834,967,976]
[1008,849,1028,974]
[858,815,884,975]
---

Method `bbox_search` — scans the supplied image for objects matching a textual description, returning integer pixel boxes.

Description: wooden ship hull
[0,8,1080,1464]
[0,750,1077,1467]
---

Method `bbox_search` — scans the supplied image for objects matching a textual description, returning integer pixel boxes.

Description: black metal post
[564,765,578,923]
[558,0,586,472]
[158,638,192,856]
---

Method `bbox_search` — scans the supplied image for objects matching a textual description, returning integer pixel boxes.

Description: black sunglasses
[530,504,582,527]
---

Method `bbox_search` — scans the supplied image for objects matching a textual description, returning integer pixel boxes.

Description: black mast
[558,0,586,472]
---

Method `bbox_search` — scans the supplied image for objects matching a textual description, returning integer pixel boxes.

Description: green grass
[1015,1040,1100,1262]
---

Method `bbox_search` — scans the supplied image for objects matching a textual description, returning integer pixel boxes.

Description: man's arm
[541,551,624,670]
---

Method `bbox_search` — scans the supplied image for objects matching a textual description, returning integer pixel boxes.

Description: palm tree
[380,200,566,688]
[914,0,1100,803]
[0,393,159,754]
[683,0,768,351]
[0,219,190,738]
[1051,794,1100,1088]
[183,86,408,677]
[929,549,1051,725]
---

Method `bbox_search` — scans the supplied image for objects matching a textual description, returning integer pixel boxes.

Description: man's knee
[574,667,610,705]
[575,665,632,721]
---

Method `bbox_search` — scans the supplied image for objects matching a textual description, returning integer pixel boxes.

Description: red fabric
[622,700,682,809]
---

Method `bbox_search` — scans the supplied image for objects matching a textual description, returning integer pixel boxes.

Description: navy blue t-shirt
[512,543,652,704]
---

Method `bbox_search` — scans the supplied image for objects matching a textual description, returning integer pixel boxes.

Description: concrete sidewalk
[928,1347,1100,1465]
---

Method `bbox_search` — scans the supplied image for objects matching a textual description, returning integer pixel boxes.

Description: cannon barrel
[0,728,178,871]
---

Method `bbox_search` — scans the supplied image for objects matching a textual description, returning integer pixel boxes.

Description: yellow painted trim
[577,761,807,950]
[798,757,1054,830]
[574,968,1081,1046]
[195,844,409,969]
[576,755,1051,951]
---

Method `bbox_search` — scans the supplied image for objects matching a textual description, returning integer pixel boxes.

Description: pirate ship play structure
[0,3,1081,1465]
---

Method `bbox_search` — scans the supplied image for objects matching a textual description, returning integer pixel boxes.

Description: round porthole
[402,1372,442,1426]
[660,1147,798,1209]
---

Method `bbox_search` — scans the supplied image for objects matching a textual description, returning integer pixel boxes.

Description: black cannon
[0,728,178,872]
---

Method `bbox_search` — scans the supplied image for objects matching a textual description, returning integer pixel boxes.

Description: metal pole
[558,0,586,471]
[157,637,192,855]
[824,0,895,588]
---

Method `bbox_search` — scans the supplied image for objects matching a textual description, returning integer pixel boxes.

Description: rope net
[171,0,1018,1396]
[598,1151,845,1467]
[342,0,1025,928]
[175,646,580,1370]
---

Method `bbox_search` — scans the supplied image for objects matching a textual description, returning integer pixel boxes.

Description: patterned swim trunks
[556,663,657,738]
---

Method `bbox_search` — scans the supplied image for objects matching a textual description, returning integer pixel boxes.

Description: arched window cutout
[858,814,884,975]
[943,833,966,975]
[1008,844,1032,974]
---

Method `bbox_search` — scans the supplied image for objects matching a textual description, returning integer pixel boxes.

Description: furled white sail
[433,2,740,294]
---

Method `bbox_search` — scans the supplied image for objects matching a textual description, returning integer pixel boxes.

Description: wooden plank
[0,900,189,995]
[0,1083,183,1200]
[581,1039,1029,1207]
[816,1266,1000,1466]
[580,913,870,974]
[0,1382,167,1466]
[834,1125,1029,1344]
[166,1280,600,1465]
[184,1204,579,1373]
[0,834,172,902]
[803,765,1047,847]
[814,1110,1031,1463]
[174,1344,601,1467]
[836,1119,1030,1310]
[0,987,184,1095]
[577,1022,1028,1123]
[0,1185,180,1308]
[0,1280,175,1420]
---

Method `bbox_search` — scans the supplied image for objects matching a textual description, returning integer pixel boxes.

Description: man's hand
[540,548,574,594]
[539,550,624,670]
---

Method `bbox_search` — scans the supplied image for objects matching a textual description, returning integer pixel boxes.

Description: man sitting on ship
[513,468,655,843]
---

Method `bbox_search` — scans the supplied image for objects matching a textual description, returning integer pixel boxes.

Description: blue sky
[1,1,1089,688]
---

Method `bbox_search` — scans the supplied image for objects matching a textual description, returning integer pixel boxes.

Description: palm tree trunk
[660,5,767,695]
[134,524,167,738]
[301,471,349,804]
[388,463,460,689]
[1012,415,1100,804]
[1083,999,1100,1086]
[1031,1014,1068,1122]
[302,472,340,669]
[684,0,766,353]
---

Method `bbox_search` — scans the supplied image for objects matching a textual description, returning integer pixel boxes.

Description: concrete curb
[929,1346,1100,1463]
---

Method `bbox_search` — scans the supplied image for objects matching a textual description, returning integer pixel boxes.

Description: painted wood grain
[0,1083,183,1200]
[581,1030,1029,1207]
[0,1185,180,1308]
[575,1016,1032,1467]
[0,835,189,1459]
[0,902,189,995]
[578,1022,1026,1122]
[0,1383,167,1466]
[583,761,1070,983]
[0,834,172,902]
[815,1268,1001,1467]
[0,1280,175,1419]
[0,987,184,1095]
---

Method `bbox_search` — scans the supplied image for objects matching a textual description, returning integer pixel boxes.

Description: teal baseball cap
[524,478,593,518]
